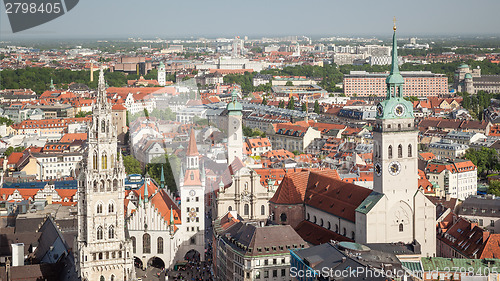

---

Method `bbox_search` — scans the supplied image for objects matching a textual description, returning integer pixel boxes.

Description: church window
[131,237,136,253]
[157,237,164,254]
[93,181,98,192]
[399,223,404,232]
[100,276,105,281]
[101,120,105,133]
[97,226,103,240]
[398,144,403,158]
[108,225,115,239]
[244,204,249,216]
[143,233,151,254]
[97,203,103,214]
[106,180,111,192]
[388,145,393,159]
[408,144,412,157]
[113,179,118,191]
[102,154,108,170]
[110,275,115,281]
[261,205,265,216]
[280,213,287,222]
[100,180,105,192]
[228,206,233,211]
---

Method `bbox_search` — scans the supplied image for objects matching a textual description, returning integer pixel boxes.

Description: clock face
[189,190,196,197]
[394,104,405,117]
[376,104,384,116]
[388,161,401,176]
[374,163,382,176]
[189,207,197,220]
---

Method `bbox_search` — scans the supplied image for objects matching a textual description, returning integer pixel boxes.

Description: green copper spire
[49,78,55,91]
[160,165,165,189]
[385,19,404,97]
[226,89,242,115]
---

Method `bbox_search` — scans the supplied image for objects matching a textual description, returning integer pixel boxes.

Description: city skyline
[1,0,500,39]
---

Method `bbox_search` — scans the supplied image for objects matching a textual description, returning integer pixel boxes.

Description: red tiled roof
[186,129,199,156]
[481,234,500,259]
[294,220,353,245]
[7,152,23,166]
[60,133,87,143]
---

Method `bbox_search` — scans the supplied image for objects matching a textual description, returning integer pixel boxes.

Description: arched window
[399,223,403,232]
[351,231,355,240]
[100,276,105,281]
[343,228,346,236]
[102,154,107,170]
[131,237,136,254]
[228,206,232,211]
[157,237,163,254]
[398,144,403,158]
[93,181,98,192]
[261,205,265,216]
[100,180,105,192]
[320,218,324,227]
[97,203,103,214]
[244,204,249,216]
[113,179,118,191]
[110,275,115,281]
[108,225,115,239]
[101,120,105,133]
[280,213,287,222]
[313,216,317,224]
[93,152,98,169]
[327,222,331,230]
[306,213,310,221]
[143,233,151,254]
[335,224,339,233]
[108,202,114,213]
[97,226,103,240]
[388,145,393,159]
[106,180,111,192]
[408,144,412,157]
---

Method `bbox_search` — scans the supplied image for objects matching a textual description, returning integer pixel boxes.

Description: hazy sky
[1,0,500,40]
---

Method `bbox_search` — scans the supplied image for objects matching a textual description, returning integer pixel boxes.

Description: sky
[1,0,500,40]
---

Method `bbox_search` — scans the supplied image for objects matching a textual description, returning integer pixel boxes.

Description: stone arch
[184,249,200,262]
[228,206,232,211]
[148,256,165,269]
[399,223,404,232]
[280,213,287,222]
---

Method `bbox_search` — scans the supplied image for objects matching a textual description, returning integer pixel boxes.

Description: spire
[385,17,404,98]
[186,129,199,156]
[169,205,175,237]
[144,176,149,203]
[160,165,165,189]
[49,78,55,91]
[97,66,107,105]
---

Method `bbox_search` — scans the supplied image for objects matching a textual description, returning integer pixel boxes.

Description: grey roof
[458,195,500,218]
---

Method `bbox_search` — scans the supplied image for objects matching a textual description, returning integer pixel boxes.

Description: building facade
[75,68,134,281]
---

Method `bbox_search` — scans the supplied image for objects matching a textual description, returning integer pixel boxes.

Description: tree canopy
[464,147,499,177]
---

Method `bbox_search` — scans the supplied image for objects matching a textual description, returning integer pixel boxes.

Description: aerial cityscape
[1,1,500,281]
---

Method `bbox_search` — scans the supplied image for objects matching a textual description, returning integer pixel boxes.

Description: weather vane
[393,17,397,31]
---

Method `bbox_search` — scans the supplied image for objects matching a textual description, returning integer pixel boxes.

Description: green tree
[314,100,321,114]
[75,111,92,118]
[144,109,149,118]
[287,97,295,110]
[292,150,301,156]
[123,155,142,174]
[278,100,285,108]
[262,97,267,105]
[489,180,500,196]
[464,147,499,177]
[301,103,307,112]
[146,154,180,193]
[4,146,25,157]
[285,81,293,86]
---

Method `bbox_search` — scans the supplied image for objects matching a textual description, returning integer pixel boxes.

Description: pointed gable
[186,129,199,156]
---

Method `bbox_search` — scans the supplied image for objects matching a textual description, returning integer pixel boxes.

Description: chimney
[445,193,451,201]
[11,243,24,267]
[341,257,347,263]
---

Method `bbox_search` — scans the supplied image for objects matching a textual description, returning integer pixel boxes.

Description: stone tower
[75,67,134,281]
[227,90,243,164]
[158,61,166,86]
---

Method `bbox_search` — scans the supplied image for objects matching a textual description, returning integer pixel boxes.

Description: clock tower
[179,128,205,260]
[227,90,243,164]
[372,22,418,205]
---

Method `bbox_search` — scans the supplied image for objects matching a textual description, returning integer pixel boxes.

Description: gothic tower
[179,129,205,260]
[75,68,134,281]
[158,61,166,86]
[227,90,243,164]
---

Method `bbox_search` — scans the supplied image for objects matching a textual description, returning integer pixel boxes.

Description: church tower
[75,68,134,281]
[158,61,166,86]
[227,90,243,164]
[356,21,435,257]
[372,21,418,204]
[179,129,205,260]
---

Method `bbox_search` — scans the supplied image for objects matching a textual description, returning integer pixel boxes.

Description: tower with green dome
[158,61,166,86]
[227,89,243,163]
[372,20,419,205]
